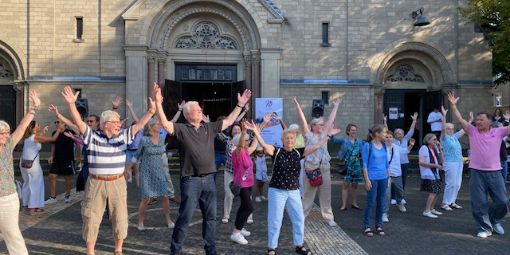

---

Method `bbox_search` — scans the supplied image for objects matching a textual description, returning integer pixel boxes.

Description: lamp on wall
[411,8,430,27]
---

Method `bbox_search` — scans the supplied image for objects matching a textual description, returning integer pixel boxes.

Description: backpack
[367,142,393,165]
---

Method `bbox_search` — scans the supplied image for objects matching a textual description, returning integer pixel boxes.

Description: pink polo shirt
[467,125,508,171]
[231,149,254,188]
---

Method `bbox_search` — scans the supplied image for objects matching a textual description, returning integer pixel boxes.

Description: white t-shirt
[387,145,402,177]
[418,145,440,180]
[427,111,443,132]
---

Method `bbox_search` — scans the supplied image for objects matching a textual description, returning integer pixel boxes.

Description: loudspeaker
[76,98,89,118]
[312,99,324,118]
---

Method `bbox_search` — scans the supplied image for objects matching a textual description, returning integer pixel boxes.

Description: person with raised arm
[152,83,251,255]
[246,119,338,255]
[440,106,472,211]
[294,96,342,227]
[0,90,40,255]
[447,91,510,238]
[61,86,155,255]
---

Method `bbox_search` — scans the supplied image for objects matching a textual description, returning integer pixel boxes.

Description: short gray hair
[100,110,120,129]
[423,133,436,144]
[183,101,200,118]
[0,120,10,132]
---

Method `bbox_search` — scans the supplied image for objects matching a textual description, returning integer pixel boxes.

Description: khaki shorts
[81,176,128,241]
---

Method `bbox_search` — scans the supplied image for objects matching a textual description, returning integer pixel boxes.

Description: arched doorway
[376,43,455,145]
[0,45,24,129]
[146,0,261,122]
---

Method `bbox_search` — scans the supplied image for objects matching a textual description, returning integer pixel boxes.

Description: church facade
[0,0,498,140]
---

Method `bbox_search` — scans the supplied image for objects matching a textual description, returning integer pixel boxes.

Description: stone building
[0,0,499,143]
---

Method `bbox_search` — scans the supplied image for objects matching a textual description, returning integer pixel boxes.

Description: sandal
[363,227,374,237]
[267,248,277,255]
[295,245,312,255]
[376,226,385,236]
[351,204,361,210]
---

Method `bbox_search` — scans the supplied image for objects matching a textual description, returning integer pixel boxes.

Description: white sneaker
[221,218,229,224]
[64,195,71,204]
[261,196,268,201]
[45,197,57,205]
[431,209,443,215]
[230,232,248,245]
[327,219,337,226]
[401,199,407,205]
[422,211,438,218]
[450,203,463,209]
[398,204,407,213]
[441,204,453,211]
[390,199,397,205]
[382,213,389,222]
[477,230,492,238]
[240,228,251,236]
[137,225,145,231]
[127,176,133,183]
[246,218,254,224]
[255,196,262,202]
[168,221,175,228]
[493,223,505,235]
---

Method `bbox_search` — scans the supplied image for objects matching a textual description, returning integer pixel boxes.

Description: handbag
[229,181,241,196]
[306,168,323,187]
[21,152,39,168]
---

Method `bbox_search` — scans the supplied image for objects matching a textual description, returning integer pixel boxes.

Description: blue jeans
[501,161,508,182]
[363,178,388,228]
[267,188,304,249]
[215,152,226,170]
[171,174,217,255]
[469,168,508,232]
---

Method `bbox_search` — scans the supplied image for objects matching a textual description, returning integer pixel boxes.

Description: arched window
[175,22,238,49]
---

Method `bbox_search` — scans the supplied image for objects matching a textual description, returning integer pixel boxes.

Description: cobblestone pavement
[1,170,510,254]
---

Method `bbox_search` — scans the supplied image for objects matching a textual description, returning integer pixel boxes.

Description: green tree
[462,0,510,85]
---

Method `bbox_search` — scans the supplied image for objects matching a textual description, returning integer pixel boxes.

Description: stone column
[243,52,252,91]
[251,50,261,100]
[125,48,148,117]
[373,86,384,125]
[147,55,156,98]
[260,49,282,97]
[157,57,166,87]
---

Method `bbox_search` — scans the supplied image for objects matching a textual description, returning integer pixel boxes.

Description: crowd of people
[0,86,509,255]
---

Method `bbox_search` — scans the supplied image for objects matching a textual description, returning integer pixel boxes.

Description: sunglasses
[54,121,61,125]
[86,120,95,123]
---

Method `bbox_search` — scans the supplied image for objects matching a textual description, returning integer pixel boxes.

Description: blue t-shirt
[362,142,389,180]
[441,132,463,162]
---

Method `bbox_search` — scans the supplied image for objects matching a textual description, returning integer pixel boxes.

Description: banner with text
[255,98,283,147]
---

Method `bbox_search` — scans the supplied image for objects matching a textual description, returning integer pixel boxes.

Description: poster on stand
[255,98,283,147]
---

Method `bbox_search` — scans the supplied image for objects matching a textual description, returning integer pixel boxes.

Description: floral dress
[344,140,363,184]
[136,136,170,199]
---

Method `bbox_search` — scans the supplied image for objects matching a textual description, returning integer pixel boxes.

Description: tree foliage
[462,0,510,85]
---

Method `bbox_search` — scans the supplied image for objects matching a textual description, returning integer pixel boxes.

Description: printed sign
[255,98,283,147]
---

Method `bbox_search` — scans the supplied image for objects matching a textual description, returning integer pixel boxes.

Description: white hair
[100,110,120,129]
[183,101,200,118]
[0,120,10,132]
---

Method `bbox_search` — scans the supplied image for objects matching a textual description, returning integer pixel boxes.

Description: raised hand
[447,91,459,105]
[331,93,345,107]
[328,128,341,137]
[126,99,133,108]
[178,100,186,110]
[441,106,448,116]
[29,90,41,108]
[503,110,510,121]
[42,126,49,134]
[469,112,474,122]
[237,89,252,107]
[112,96,123,109]
[61,86,79,104]
[153,83,163,104]
[411,112,418,121]
[262,113,273,123]
[48,104,59,116]
[148,97,156,110]
[202,114,210,123]
[409,138,416,147]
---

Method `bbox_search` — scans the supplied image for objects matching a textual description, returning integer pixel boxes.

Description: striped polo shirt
[82,126,133,175]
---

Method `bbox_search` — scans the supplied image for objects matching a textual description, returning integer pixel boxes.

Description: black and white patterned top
[269,146,305,190]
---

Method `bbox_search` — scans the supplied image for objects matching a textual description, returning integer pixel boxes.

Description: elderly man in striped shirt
[61,86,156,255]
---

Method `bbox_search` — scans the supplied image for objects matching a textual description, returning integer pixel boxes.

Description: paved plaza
[1,168,509,254]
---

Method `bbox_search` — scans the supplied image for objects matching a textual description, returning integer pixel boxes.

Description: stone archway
[0,41,25,127]
[124,0,263,116]
[372,42,454,124]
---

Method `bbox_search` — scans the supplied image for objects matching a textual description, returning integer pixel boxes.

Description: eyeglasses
[54,121,60,125]
[0,131,10,135]
[106,120,121,125]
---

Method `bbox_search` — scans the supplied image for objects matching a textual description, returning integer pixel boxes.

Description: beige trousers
[0,193,28,255]
[81,177,128,241]
[302,162,334,221]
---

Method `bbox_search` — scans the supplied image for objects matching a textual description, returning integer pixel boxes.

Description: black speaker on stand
[311,99,324,118]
